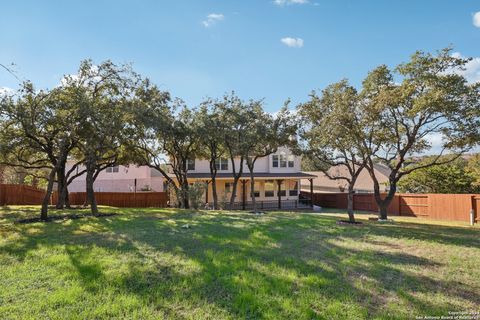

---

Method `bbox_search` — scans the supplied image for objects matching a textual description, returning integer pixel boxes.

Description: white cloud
[0,87,13,97]
[281,37,304,48]
[451,52,480,83]
[274,0,309,6]
[58,65,101,88]
[202,13,224,27]
[473,11,480,27]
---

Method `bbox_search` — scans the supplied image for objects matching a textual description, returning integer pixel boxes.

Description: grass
[1,206,479,319]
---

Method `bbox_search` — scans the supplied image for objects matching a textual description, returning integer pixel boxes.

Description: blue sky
[1,0,479,112]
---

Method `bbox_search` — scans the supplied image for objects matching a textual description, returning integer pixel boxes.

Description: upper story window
[280,154,287,167]
[288,155,295,168]
[272,153,294,168]
[187,159,195,171]
[215,158,229,171]
[106,166,119,173]
[272,155,279,167]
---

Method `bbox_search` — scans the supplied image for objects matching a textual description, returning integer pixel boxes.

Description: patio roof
[168,172,317,180]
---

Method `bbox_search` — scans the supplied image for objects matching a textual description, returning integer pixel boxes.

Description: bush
[187,182,206,210]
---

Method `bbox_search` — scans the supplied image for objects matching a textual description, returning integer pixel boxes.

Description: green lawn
[1,206,479,319]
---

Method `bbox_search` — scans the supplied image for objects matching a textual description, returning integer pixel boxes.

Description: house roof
[301,164,391,193]
[169,172,316,180]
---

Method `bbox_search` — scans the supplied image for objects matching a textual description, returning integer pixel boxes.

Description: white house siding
[188,147,300,175]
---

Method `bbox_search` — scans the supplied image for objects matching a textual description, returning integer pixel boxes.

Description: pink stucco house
[66,161,165,193]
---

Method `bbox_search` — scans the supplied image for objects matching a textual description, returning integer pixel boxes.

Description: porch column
[277,179,283,209]
[241,179,247,210]
[309,178,314,208]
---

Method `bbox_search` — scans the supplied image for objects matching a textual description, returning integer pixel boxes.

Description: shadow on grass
[1,208,480,318]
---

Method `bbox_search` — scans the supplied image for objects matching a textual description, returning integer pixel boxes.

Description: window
[289,181,298,196]
[274,153,293,168]
[280,153,287,168]
[106,166,119,173]
[272,155,279,168]
[288,155,295,168]
[225,182,232,194]
[215,158,229,171]
[264,180,274,197]
[187,159,195,171]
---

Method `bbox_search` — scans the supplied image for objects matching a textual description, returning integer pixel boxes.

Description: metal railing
[206,199,312,211]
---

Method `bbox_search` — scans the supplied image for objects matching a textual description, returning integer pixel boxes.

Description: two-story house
[171,147,316,210]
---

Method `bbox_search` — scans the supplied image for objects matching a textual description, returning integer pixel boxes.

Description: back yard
[0,206,479,319]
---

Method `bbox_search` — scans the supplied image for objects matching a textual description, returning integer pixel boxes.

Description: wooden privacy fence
[301,191,479,223]
[56,192,169,208]
[0,184,169,208]
[0,184,47,205]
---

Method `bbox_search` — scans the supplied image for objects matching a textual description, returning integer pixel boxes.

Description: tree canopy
[398,155,480,194]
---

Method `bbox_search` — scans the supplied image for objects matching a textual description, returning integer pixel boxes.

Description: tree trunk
[56,171,64,209]
[249,170,256,213]
[179,176,190,209]
[378,204,388,220]
[41,168,56,220]
[347,183,355,223]
[183,190,190,209]
[56,177,66,209]
[374,182,396,220]
[55,157,69,209]
[229,157,244,207]
[65,187,70,208]
[211,178,218,209]
[209,160,218,209]
[367,163,395,220]
[86,168,98,214]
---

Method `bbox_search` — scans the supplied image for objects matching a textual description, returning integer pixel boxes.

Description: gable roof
[302,164,391,193]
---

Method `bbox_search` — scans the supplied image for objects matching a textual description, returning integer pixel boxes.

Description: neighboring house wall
[66,162,164,192]
[301,164,391,193]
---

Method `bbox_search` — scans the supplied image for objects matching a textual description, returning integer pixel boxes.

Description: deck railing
[207,199,312,210]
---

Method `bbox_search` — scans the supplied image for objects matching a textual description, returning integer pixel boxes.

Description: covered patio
[180,172,317,210]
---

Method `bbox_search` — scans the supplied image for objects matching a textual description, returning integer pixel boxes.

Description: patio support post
[277,179,283,209]
[241,179,247,210]
[309,178,314,208]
